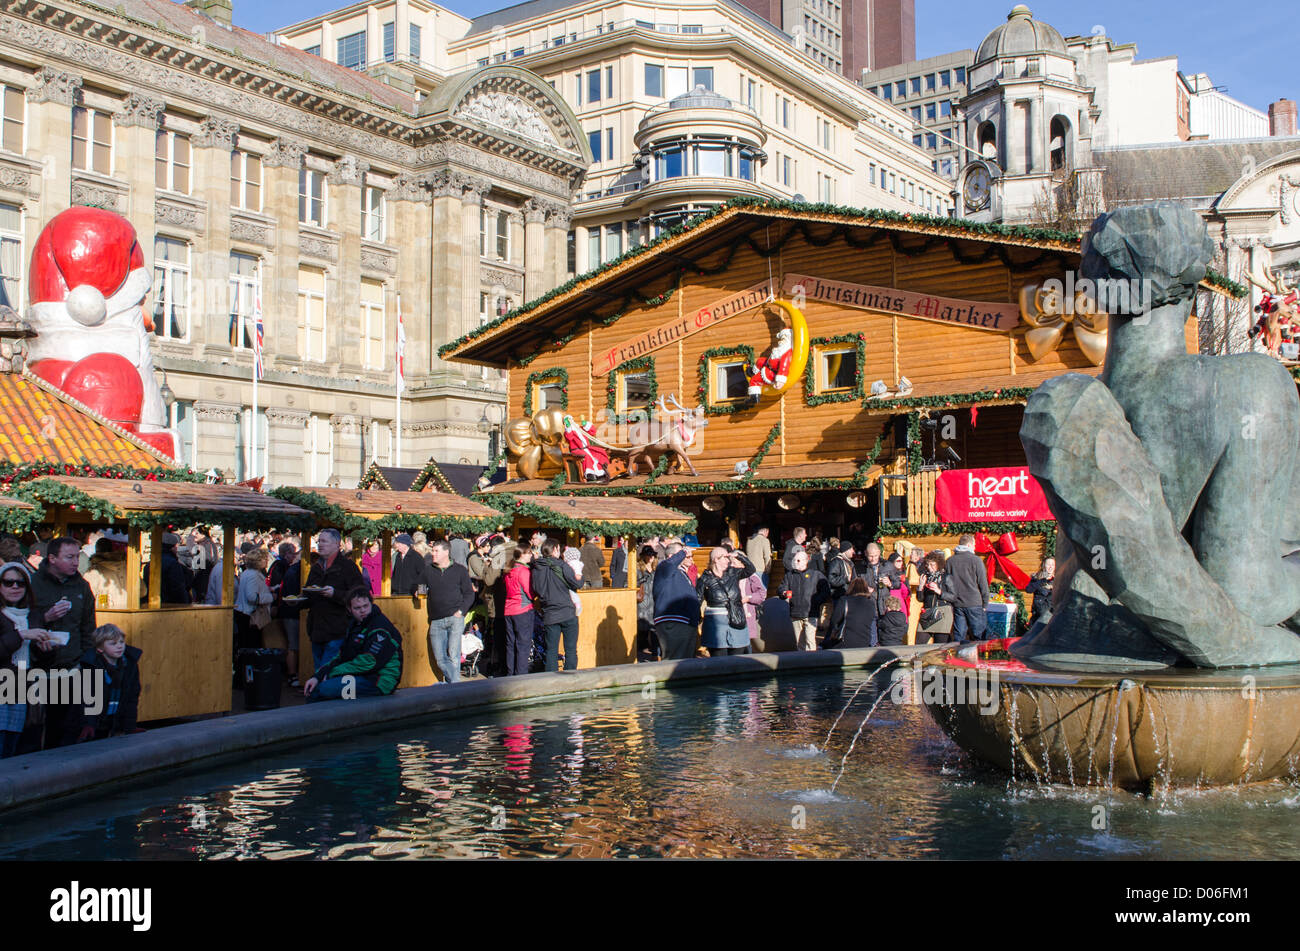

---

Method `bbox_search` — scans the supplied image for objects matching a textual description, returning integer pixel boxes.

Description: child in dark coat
[78,624,143,741]
[877,595,909,647]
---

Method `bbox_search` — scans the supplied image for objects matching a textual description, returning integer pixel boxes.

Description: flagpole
[395,293,403,467]
[252,314,259,481]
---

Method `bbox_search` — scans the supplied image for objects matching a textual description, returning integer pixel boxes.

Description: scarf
[1,561,32,670]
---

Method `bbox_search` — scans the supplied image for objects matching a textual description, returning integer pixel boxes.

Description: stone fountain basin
[918,644,1300,790]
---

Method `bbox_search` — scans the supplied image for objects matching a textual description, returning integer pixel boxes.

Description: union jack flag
[253,295,265,380]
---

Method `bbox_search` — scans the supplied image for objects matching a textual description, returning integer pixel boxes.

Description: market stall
[11,476,314,721]
[480,493,697,668]
[270,487,503,685]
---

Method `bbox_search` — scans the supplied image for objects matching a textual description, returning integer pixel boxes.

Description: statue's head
[1081,203,1215,318]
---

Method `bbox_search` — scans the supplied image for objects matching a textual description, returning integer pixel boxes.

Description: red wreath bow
[973,531,1030,589]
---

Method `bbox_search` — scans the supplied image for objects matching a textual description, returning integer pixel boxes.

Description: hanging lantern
[846,490,868,509]
[777,493,801,511]
[701,495,725,512]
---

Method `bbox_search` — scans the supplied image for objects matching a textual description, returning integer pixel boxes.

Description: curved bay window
[649,136,762,183]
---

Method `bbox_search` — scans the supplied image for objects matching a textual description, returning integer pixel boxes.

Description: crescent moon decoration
[768,298,809,397]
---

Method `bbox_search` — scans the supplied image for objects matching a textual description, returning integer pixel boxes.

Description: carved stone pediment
[454,92,560,150]
[70,171,128,213]
[229,210,274,248]
[299,228,340,263]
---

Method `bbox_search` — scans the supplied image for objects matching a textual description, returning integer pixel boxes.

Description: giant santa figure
[747,327,793,405]
[24,207,177,458]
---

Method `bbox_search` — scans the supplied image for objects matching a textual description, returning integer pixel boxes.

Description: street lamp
[159,372,176,410]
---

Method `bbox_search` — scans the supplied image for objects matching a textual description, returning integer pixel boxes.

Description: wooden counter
[103,605,233,722]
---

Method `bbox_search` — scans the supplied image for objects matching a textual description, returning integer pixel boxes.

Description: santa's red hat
[28,207,150,325]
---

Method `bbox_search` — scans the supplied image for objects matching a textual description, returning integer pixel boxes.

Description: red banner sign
[934,466,1055,522]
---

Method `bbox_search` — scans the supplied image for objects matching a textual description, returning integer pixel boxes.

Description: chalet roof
[439,199,1084,368]
[299,487,501,523]
[480,493,697,535]
[25,476,312,528]
[0,369,176,469]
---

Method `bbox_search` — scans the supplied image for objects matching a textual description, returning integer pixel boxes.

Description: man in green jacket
[29,536,97,748]
[304,586,403,701]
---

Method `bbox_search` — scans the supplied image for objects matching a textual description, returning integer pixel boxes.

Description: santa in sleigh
[562,414,610,482]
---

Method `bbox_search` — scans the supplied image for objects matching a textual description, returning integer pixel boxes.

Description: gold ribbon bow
[504,407,567,481]
[1019,284,1109,366]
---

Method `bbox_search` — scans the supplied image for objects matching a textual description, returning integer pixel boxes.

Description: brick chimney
[185,0,233,27]
[1269,99,1298,137]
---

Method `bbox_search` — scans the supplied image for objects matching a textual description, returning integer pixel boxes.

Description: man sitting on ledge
[304,587,403,702]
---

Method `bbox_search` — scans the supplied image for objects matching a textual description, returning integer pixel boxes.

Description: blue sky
[236,0,1287,113]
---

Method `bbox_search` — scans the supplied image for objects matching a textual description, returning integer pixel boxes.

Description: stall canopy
[0,495,38,533]
[270,486,503,537]
[13,477,315,531]
[482,493,698,537]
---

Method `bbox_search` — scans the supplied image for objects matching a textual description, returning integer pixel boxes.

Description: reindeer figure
[1244,266,1300,359]
[625,393,709,477]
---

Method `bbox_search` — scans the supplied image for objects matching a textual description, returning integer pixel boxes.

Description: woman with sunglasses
[0,562,54,758]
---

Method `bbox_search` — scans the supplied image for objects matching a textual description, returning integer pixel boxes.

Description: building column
[572,221,589,276]
[459,178,487,347]
[262,138,307,362]
[330,413,364,487]
[523,200,547,301]
[391,174,431,380]
[1028,97,1042,174]
[547,206,573,290]
[366,6,382,67]
[24,67,81,218]
[191,116,239,350]
[265,407,310,489]
[328,155,368,370]
[395,0,411,62]
[112,94,165,247]
[193,401,241,476]
[428,173,463,377]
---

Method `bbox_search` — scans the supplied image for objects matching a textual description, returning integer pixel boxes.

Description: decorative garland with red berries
[604,355,657,426]
[0,462,203,488]
[522,368,569,418]
[804,333,866,407]
[696,345,756,416]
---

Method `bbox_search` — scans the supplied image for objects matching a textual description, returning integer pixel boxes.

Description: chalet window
[617,367,653,414]
[533,377,566,411]
[816,345,858,392]
[711,358,749,403]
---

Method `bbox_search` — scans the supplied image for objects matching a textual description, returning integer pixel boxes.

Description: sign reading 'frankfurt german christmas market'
[782,274,1021,331]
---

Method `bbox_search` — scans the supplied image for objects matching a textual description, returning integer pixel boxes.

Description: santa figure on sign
[24,207,176,458]
[562,413,610,483]
[747,327,793,405]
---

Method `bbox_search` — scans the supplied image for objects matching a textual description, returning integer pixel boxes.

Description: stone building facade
[0,0,588,487]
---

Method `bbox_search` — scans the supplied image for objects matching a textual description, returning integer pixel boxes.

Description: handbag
[919,603,953,634]
[250,604,273,629]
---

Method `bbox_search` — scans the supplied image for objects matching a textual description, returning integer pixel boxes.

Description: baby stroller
[461,609,487,678]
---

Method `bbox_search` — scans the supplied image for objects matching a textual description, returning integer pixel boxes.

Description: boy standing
[78,624,142,740]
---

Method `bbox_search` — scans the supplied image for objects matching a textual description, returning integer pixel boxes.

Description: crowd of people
[0,519,1056,757]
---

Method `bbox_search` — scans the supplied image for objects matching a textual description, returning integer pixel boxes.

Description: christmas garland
[877,520,1058,540]
[1201,269,1247,298]
[409,458,456,494]
[477,493,698,538]
[906,412,923,475]
[0,501,42,534]
[481,449,507,484]
[697,345,756,416]
[864,385,1037,412]
[604,355,657,426]
[522,367,569,418]
[0,461,203,488]
[743,424,781,479]
[644,454,671,485]
[268,486,501,538]
[13,478,319,532]
[804,333,866,407]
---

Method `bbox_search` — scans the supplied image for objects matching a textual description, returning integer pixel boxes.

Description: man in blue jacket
[652,541,700,660]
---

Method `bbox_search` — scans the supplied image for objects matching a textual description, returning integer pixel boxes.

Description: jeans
[953,606,989,642]
[428,615,464,683]
[311,638,344,671]
[504,613,534,677]
[544,617,579,672]
[306,675,384,702]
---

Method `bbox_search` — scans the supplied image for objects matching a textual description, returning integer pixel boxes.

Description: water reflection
[1,670,1297,860]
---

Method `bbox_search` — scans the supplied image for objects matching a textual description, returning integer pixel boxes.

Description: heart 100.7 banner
[934,466,1055,522]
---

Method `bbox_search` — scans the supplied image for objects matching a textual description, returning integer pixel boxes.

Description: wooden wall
[106,606,232,722]
[506,223,1106,479]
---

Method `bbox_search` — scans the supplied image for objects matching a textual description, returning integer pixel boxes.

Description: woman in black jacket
[0,561,53,758]
[823,577,877,649]
[696,548,755,657]
[1026,557,1056,626]
[916,550,954,644]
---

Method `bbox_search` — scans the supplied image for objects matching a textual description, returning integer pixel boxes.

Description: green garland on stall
[522,367,570,418]
[1202,269,1247,298]
[696,345,756,416]
[268,486,501,538]
[644,454,671,485]
[906,412,924,475]
[481,449,507,484]
[0,502,43,534]
[12,478,318,532]
[478,493,698,538]
[604,355,657,426]
[864,386,1038,412]
[878,520,1059,540]
[592,286,678,328]
[743,424,781,479]
[0,461,204,487]
[804,333,866,407]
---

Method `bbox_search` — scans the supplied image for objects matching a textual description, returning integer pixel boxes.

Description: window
[779,154,796,187]
[588,129,602,162]
[587,226,600,265]
[818,173,834,202]
[895,81,905,98]
[604,221,622,260]
[711,357,748,403]
[171,401,195,471]
[230,151,262,211]
[511,48,525,58]
[926,133,937,150]
[606,65,615,99]
[495,209,510,260]
[913,134,922,147]
[305,44,321,57]
[869,163,876,186]
[587,70,602,104]
[410,25,422,62]
[695,141,728,176]
[297,266,326,362]
[880,85,892,100]
[361,183,385,242]
[817,345,858,392]
[617,367,652,414]
[1,86,23,154]
[152,237,189,340]
[940,100,952,118]
[536,380,565,410]
[955,67,965,84]
[478,57,490,68]
[361,278,385,370]
[299,167,326,227]
[627,219,641,247]
[479,206,487,256]
[911,106,922,121]
[551,36,564,47]
[305,414,332,485]
[910,77,921,95]
[154,130,190,194]
[368,419,393,466]
[820,119,834,150]
[940,69,951,88]
[654,144,683,179]
[71,107,112,175]
[382,22,394,62]
[666,66,688,98]
[692,67,713,90]
[0,203,21,310]
[925,73,936,92]
[227,252,260,350]
[781,97,793,129]
[682,24,702,34]
[926,103,936,121]
[605,128,615,163]
[337,31,366,70]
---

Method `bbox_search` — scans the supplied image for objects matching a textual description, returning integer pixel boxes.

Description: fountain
[923,203,1300,789]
